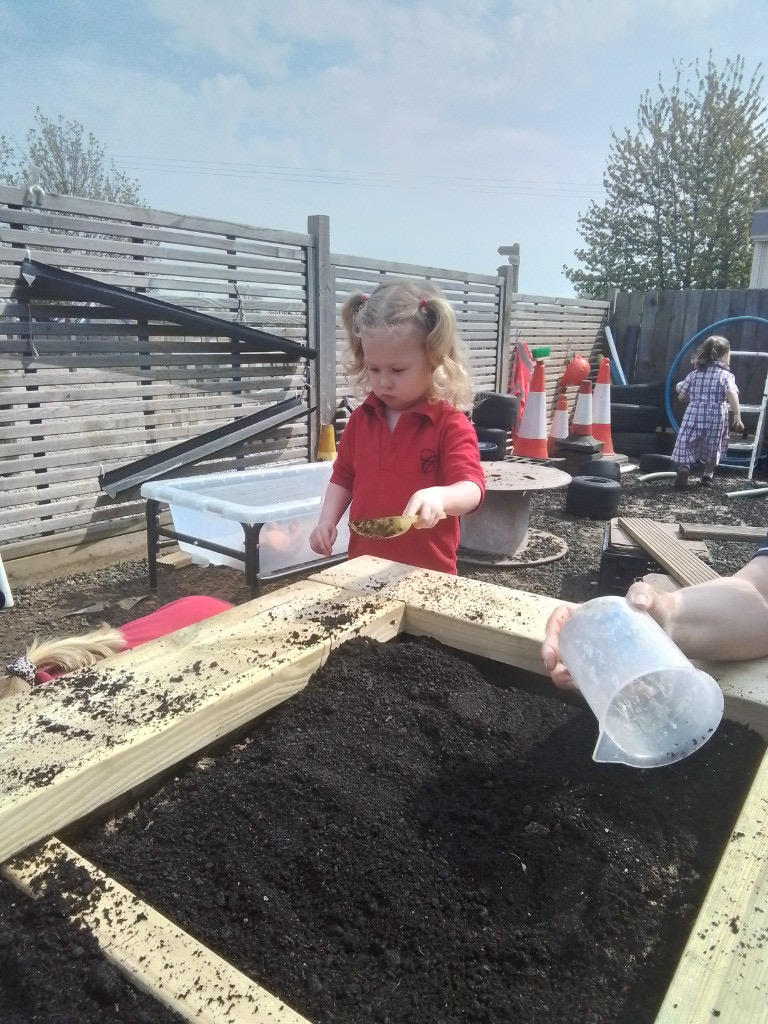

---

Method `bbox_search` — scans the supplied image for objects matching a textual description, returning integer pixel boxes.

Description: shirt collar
[361,392,443,423]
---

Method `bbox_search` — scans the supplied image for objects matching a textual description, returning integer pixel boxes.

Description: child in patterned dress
[671,335,743,489]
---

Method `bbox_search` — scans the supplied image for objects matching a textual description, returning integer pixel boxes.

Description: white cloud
[1,0,764,293]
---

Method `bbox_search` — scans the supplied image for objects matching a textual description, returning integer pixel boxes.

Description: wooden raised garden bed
[2,556,768,1022]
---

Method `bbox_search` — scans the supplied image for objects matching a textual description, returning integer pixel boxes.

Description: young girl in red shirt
[310,279,485,574]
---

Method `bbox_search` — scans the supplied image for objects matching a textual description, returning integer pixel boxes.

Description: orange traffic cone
[570,380,594,437]
[592,358,615,455]
[513,359,549,459]
[547,392,570,455]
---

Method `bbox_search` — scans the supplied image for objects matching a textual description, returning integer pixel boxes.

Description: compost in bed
[60,634,764,1024]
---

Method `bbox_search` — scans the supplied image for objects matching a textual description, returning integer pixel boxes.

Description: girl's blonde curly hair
[340,279,474,409]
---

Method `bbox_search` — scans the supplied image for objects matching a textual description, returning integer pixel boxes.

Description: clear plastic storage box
[141,461,348,577]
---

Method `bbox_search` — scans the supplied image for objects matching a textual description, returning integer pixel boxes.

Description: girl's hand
[402,488,447,528]
[732,418,744,433]
[309,522,337,557]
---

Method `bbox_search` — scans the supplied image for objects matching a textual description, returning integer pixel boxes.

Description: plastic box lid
[141,461,333,525]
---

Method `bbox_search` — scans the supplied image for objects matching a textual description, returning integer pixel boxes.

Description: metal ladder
[725,351,768,480]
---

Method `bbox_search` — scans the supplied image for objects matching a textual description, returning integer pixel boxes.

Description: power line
[113,154,604,199]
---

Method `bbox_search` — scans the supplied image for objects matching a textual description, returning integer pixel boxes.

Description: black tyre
[638,453,675,473]
[611,380,667,407]
[612,431,658,457]
[575,458,621,481]
[473,392,520,430]
[610,403,662,433]
[565,475,622,519]
[474,427,508,460]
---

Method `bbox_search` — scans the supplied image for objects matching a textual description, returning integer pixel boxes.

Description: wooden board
[609,517,709,556]
[617,517,720,587]
[4,839,311,1024]
[678,523,767,543]
[655,745,768,1022]
[0,580,406,862]
[157,548,194,570]
[311,556,562,676]
[641,572,682,594]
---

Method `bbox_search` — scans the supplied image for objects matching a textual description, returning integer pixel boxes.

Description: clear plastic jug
[559,595,724,768]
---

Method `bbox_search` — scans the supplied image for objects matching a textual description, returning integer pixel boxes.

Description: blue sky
[1,0,766,296]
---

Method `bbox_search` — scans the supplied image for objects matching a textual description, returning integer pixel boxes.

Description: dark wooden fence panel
[610,288,768,405]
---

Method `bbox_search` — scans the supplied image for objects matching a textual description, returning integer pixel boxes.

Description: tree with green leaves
[0,108,142,204]
[564,55,768,297]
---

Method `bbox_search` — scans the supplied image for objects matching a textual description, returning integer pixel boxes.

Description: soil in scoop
[57,635,762,1024]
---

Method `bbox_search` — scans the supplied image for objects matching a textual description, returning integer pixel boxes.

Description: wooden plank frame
[3,556,768,1023]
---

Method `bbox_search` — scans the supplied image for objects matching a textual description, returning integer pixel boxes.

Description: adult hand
[624,580,674,632]
[541,602,579,691]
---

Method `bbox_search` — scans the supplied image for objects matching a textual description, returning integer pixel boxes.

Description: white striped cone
[513,359,548,458]
[592,358,615,454]
[570,380,594,436]
[547,392,570,455]
[0,553,13,608]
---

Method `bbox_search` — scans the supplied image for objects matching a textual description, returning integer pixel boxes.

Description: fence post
[307,215,336,459]
[495,260,518,394]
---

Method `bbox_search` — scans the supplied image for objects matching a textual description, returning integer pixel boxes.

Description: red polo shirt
[331,393,485,573]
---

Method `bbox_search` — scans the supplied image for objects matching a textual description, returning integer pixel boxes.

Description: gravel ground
[2,461,767,662]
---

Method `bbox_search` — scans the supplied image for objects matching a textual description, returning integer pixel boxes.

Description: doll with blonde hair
[310,278,484,574]
[3,596,234,699]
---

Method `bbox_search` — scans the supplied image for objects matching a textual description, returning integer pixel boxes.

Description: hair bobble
[6,655,37,685]
[360,293,369,304]
[419,297,427,309]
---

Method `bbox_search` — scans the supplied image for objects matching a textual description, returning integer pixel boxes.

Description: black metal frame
[145,499,347,598]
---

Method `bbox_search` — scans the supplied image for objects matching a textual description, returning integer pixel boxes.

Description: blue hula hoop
[665,316,768,466]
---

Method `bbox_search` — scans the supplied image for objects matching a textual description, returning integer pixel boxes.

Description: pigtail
[341,291,371,394]
[420,289,474,409]
[694,334,731,370]
[340,292,369,339]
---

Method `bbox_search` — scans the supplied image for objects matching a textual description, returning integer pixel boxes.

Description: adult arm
[542,552,768,689]
[627,557,768,661]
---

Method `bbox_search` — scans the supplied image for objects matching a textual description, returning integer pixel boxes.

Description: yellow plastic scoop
[349,513,446,539]
[349,515,420,539]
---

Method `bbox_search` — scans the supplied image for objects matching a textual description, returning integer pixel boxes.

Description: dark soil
[2,461,768,1023]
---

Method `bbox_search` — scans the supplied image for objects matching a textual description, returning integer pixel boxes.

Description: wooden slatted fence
[507,293,609,414]
[1,185,610,560]
[0,188,321,556]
